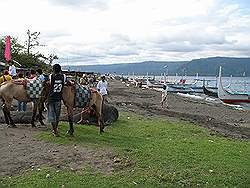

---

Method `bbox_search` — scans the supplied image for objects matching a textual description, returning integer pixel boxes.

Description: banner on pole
[4,36,11,63]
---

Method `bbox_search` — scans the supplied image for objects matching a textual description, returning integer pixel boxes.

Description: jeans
[18,101,27,111]
[47,101,62,123]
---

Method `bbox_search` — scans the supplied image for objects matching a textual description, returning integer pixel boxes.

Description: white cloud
[0,0,249,65]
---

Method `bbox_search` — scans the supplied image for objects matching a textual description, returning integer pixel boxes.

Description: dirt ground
[0,78,249,177]
[0,125,115,177]
[108,79,250,140]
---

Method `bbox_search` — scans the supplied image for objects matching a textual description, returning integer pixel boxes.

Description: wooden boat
[218,66,250,104]
[167,79,204,93]
[167,85,194,93]
[203,86,218,98]
[146,80,164,88]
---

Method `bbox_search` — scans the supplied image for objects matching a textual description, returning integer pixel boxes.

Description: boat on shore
[166,78,204,93]
[167,85,194,93]
[218,66,250,104]
[203,86,218,98]
[146,80,164,88]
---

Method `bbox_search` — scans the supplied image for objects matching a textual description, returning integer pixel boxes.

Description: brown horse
[0,80,45,127]
[0,80,104,135]
[41,81,104,135]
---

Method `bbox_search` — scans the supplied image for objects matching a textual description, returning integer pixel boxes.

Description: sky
[0,0,249,65]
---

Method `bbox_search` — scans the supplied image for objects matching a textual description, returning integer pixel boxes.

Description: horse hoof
[76,120,82,124]
[9,124,17,128]
[52,131,59,137]
[40,122,45,126]
[66,130,74,136]
[100,129,104,134]
[53,133,59,137]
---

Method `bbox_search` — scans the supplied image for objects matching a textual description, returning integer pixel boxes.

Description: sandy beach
[108,79,250,139]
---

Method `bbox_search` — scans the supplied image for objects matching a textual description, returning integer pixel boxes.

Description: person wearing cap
[0,70,12,84]
[97,76,108,102]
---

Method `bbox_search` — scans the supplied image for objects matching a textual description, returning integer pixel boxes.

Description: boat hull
[167,85,193,93]
[222,99,250,104]
[203,86,218,98]
[218,67,250,104]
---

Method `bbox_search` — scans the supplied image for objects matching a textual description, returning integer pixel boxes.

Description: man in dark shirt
[47,64,66,136]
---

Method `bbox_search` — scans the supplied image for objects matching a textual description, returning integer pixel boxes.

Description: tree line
[0,30,58,71]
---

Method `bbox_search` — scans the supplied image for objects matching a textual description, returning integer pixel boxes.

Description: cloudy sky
[0,0,249,65]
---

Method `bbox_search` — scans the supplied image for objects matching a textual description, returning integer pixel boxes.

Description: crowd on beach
[0,62,46,83]
[0,63,110,135]
[0,63,47,111]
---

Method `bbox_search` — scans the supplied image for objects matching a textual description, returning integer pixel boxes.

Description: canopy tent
[0,60,22,67]
[0,61,8,66]
[12,60,22,67]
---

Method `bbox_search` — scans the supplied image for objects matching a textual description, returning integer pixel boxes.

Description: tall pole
[27,30,31,54]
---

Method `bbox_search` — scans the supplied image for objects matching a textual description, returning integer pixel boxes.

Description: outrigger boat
[218,66,250,104]
[203,85,218,98]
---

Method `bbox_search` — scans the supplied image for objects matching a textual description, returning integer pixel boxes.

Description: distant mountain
[177,57,250,76]
[65,61,187,75]
[64,57,250,76]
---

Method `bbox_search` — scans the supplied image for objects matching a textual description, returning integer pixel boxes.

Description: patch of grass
[1,112,249,187]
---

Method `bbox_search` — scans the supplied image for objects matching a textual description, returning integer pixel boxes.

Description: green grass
[1,112,249,187]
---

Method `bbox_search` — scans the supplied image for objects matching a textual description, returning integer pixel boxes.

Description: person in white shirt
[97,76,108,102]
[8,62,17,78]
[161,84,169,108]
[37,68,45,81]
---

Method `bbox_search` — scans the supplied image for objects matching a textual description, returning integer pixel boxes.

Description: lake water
[128,75,250,93]
[125,75,250,110]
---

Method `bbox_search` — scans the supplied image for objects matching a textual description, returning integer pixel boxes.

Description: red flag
[4,36,11,63]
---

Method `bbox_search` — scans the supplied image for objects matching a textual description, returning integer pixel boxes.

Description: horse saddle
[26,79,43,99]
[12,79,27,87]
[12,79,43,99]
[75,83,91,108]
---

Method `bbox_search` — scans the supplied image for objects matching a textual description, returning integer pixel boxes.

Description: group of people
[0,62,109,136]
[80,74,97,87]
[0,63,46,84]
[0,63,46,111]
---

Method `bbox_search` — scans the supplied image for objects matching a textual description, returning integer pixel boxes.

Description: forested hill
[65,57,250,76]
[177,57,250,76]
[66,61,187,75]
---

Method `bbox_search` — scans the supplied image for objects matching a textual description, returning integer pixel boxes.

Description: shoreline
[108,79,250,139]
